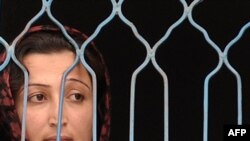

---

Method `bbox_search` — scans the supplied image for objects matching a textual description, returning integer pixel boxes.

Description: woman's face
[15,50,93,141]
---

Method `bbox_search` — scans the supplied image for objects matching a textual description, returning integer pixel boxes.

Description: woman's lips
[43,136,73,141]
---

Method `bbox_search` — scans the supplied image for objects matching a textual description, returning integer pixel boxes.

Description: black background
[1,0,250,141]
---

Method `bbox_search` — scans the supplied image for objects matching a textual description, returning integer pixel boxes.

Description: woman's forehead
[23,51,91,85]
[23,51,74,69]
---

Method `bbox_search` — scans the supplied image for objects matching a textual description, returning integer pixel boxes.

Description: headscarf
[0,25,111,141]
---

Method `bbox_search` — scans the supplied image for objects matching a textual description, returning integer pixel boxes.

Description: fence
[1,0,250,141]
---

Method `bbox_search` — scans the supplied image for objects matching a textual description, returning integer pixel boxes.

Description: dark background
[1,0,250,141]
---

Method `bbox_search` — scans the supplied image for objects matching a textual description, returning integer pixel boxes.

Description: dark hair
[8,25,111,141]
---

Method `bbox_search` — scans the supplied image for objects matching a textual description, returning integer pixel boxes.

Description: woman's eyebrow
[28,83,50,87]
[66,78,91,90]
[18,83,50,95]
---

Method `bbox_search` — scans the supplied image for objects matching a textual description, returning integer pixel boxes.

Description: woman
[0,25,111,141]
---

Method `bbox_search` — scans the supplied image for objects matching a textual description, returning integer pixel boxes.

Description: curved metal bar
[0,37,10,71]
[188,0,222,54]
[152,0,188,51]
[114,1,155,141]
[11,5,46,46]
[149,1,190,140]
[203,59,224,141]
[80,0,117,54]
[43,0,53,5]
[56,56,80,141]
[79,0,118,141]
[44,2,84,141]
[151,56,169,141]
[10,45,30,141]
[9,0,81,140]
[223,21,250,125]
[129,57,151,141]
[187,1,223,141]
[224,21,250,55]
[79,54,98,141]
[10,3,47,141]
[117,1,151,52]
[223,56,242,124]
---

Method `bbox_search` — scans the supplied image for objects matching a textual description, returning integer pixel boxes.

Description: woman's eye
[68,93,85,102]
[28,94,46,103]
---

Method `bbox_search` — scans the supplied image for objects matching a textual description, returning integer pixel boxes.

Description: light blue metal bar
[223,55,242,125]
[186,1,223,141]
[224,21,250,125]
[10,0,82,141]
[10,1,48,140]
[150,0,190,140]
[117,0,191,140]
[10,46,30,141]
[115,1,152,141]
[79,0,118,140]
[150,56,169,141]
[57,57,80,141]
[44,2,84,141]
[152,0,188,51]
[0,37,10,71]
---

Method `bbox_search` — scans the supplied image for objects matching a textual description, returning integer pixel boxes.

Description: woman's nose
[48,100,68,127]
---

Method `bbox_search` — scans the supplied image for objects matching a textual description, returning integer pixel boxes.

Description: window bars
[0,0,249,141]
